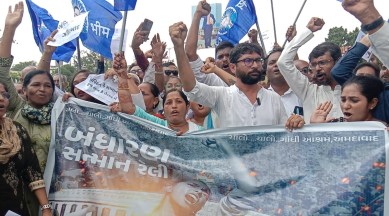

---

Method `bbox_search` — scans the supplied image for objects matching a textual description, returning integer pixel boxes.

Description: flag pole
[56,61,63,91]
[281,0,308,49]
[270,0,277,44]
[256,22,267,58]
[76,38,82,70]
[119,11,128,52]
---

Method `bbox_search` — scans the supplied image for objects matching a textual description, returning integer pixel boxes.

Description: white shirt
[277,28,343,123]
[369,22,389,67]
[190,57,228,87]
[184,81,288,128]
[268,85,302,116]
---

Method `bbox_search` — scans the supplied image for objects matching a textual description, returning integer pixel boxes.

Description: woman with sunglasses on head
[110,53,203,134]
[310,76,386,125]
[0,3,53,215]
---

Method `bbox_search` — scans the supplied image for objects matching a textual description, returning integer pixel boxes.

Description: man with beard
[169,22,288,128]
[185,0,233,87]
[277,17,343,123]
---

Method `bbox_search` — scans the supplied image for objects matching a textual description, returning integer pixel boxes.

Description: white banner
[48,12,89,47]
[75,74,118,105]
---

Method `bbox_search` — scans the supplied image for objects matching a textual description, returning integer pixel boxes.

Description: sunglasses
[164,70,178,76]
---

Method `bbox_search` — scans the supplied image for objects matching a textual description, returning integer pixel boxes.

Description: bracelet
[118,87,131,90]
[41,203,52,211]
[361,16,384,32]
[155,71,164,75]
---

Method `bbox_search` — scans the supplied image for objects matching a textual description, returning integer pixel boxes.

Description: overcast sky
[0,0,388,66]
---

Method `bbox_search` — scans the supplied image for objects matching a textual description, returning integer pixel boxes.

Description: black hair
[342,75,384,103]
[354,62,380,78]
[265,47,283,65]
[215,41,234,56]
[162,62,176,67]
[142,82,160,108]
[23,70,55,95]
[229,43,264,64]
[70,69,92,96]
[162,89,189,107]
[127,62,139,72]
[308,42,341,62]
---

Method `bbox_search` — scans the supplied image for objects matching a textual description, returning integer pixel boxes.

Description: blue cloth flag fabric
[216,0,258,46]
[26,0,76,62]
[71,0,122,60]
[114,0,137,11]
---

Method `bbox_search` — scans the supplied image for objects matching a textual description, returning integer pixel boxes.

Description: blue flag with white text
[26,0,76,62]
[71,0,122,59]
[114,0,137,11]
[216,0,258,46]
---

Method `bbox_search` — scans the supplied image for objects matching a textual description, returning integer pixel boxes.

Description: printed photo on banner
[44,99,388,216]
[191,3,222,49]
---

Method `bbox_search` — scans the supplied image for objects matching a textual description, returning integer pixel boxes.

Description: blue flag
[25,0,76,62]
[114,0,137,11]
[216,0,258,46]
[71,0,122,59]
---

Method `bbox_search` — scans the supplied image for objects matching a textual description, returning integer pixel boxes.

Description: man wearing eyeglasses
[277,17,343,123]
[170,22,288,128]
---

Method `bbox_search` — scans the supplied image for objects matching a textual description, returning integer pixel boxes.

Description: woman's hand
[113,52,128,79]
[109,102,122,113]
[285,114,305,131]
[62,92,74,102]
[310,101,335,123]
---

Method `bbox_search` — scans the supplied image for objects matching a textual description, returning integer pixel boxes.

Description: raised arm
[150,34,166,92]
[37,30,58,72]
[331,34,371,85]
[0,2,23,57]
[201,61,236,86]
[131,22,149,71]
[185,0,211,61]
[170,22,196,92]
[113,53,137,114]
[342,0,389,66]
[0,2,24,112]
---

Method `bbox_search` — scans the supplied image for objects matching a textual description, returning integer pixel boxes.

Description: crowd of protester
[0,0,388,215]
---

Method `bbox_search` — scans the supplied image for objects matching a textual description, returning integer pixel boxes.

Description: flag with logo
[71,0,122,59]
[114,0,137,11]
[26,0,76,62]
[216,0,258,46]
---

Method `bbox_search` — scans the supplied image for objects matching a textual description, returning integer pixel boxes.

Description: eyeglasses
[309,59,333,69]
[164,70,179,76]
[0,92,10,99]
[236,58,264,67]
[299,66,309,74]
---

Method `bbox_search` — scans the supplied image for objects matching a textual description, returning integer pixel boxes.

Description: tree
[11,61,37,71]
[72,50,112,72]
[325,26,360,47]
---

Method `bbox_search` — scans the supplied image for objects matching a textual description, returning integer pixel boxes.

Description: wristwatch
[41,203,52,211]
[361,17,384,32]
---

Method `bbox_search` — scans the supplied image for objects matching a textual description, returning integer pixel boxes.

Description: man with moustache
[170,22,288,128]
[277,17,343,123]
